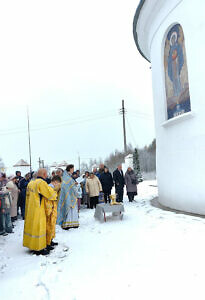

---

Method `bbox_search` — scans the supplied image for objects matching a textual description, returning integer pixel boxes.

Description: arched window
[164,24,191,120]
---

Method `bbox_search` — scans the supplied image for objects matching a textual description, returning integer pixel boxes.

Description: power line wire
[128,112,153,121]
[125,115,137,147]
[0,109,152,135]
[126,107,153,117]
[0,110,116,133]
[0,112,119,136]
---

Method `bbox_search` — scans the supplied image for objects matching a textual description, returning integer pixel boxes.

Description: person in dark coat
[99,167,113,203]
[15,171,23,216]
[93,167,100,179]
[98,164,105,175]
[113,165,125,202]
[125,167,138,202]
[15,171,23,186]
[18,173,30,219]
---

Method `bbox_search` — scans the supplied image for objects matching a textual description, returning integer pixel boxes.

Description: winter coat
[99,172,113,193]
[86,176,102,197]
[0,189,12,213]
[16,176,23,187]
[19,178,30,206]
[82,177,88,195]
[125,170,138,193]
[94,172,100,179]
[113,169,125,190]
[0,179,8,189]
[6,181,19,218]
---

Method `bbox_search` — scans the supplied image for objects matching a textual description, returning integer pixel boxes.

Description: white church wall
[148,0,205,214]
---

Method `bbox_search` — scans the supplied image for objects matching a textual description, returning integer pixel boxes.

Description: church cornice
[133,0,183,62]
[133,0,149,62]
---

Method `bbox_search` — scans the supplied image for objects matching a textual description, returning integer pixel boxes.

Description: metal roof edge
[133,0,150,62]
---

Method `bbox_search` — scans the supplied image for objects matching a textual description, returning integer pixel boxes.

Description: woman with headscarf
[125,167,138,202]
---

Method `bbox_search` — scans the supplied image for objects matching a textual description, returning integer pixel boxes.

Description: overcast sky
[0,0,155,172]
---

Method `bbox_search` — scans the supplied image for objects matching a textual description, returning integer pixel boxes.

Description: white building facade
[133,0,205,214]
[122,154,134,174]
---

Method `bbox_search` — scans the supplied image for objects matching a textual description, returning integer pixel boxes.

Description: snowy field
[1,180,205,300]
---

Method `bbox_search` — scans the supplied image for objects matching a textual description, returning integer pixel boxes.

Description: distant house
[122,154,133,173]
[12,159,30,176]
[13,159,30,167]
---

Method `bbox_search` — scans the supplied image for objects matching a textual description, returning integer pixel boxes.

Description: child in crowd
[45,175,62,250]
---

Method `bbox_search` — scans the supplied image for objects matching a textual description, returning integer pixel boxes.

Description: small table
[94,203,124,222]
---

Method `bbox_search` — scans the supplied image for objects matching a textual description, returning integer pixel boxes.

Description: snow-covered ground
[1,180,205,300]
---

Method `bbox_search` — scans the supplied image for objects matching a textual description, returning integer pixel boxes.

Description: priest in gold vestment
[23,169,57,255]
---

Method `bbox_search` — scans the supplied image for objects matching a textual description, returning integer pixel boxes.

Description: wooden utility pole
[120,100,127,153]
[78,154,81,173]
[27,106,32,173]
[38,157,41,168]
[38,157,44,168]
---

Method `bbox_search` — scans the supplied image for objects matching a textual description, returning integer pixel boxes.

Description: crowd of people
[0,163,138,255]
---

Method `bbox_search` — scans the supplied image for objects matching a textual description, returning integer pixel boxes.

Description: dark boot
[46,244,54,251]
[0,232,8,236]
[51,240,58,246]
[33,248,50,255]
